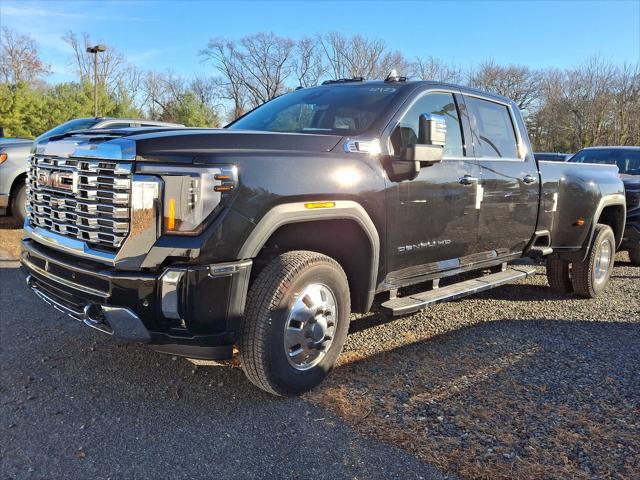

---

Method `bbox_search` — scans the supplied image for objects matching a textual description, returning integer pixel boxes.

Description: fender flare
[561,193,626,262]
[237,200,380,308]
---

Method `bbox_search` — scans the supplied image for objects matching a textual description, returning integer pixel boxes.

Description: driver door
[385,91,482,283]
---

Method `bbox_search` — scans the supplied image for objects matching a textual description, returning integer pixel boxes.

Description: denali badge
[398,239,452,252]
[36,169,78,193]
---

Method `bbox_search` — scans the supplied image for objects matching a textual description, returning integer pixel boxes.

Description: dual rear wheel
[546,224,616,298]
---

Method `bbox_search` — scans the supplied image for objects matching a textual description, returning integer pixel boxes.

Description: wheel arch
[237,201,380,313]
[8,172,27,215]
[558,194,626,262]
[10,171,27,197]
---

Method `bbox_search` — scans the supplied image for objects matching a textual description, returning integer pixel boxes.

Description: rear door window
[466,96,519,159]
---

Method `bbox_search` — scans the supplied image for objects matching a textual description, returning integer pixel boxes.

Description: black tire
[629,247,640,266]
[571,224,615,298]
[238,250,350,396]
[10,181,28,224]
[546,255,573,294]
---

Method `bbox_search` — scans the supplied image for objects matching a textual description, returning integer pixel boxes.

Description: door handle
[459,175,479,185]
[523,174,537,184]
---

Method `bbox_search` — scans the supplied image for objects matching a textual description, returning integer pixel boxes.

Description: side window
[465,97,518,159]
[390,92,464,158]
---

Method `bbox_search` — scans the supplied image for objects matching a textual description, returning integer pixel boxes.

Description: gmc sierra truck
[20,78,626,395]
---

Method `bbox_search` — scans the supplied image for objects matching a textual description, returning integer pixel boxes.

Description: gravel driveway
[2,222,638,479]
[308,254,640,479]
[0,263,444,480]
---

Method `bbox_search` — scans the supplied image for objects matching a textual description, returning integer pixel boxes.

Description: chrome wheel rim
[283,283,337,371]
[593,238,613,284]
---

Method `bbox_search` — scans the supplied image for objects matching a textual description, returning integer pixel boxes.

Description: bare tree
[319,32,406,79]
[0,27,50,84]
[292,36,326,87]
[62,31,127,89]
[409,56,462,83]
[201,38,248,119]
[319,32,350,79]
[468,60,542,111]
[237,32,295,105]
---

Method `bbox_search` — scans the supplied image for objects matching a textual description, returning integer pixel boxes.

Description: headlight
[161,165,237,235]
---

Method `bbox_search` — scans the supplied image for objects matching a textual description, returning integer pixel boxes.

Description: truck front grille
[27,155,133,250]
[625,190,639,209]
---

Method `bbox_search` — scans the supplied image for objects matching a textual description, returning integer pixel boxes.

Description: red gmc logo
[36,169,78,193]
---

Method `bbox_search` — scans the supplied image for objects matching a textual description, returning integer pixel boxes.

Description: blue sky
[2,0,639,83]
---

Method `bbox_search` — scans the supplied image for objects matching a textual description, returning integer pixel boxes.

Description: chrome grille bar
[27,155,133,250]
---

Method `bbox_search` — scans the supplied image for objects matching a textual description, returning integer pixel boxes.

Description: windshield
[569,148,640,175]
[36,118,99,142]
[228,85,402,135]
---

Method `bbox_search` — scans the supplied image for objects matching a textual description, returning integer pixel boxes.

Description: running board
[381,266,537,316]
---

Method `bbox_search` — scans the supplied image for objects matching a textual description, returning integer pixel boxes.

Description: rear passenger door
[464,95,539,257]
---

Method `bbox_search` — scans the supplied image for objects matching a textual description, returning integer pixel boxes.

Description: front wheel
[238,251,351,396]
[571,224,615,298]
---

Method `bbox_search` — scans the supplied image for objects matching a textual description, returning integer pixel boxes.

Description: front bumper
[21,238,251,359]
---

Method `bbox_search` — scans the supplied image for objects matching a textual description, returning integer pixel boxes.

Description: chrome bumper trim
[24,222,116,265]
[21,249,109,298]
[26,274,151,342]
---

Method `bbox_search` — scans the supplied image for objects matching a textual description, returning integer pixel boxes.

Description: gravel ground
[307,254,640,479]
[0,266,444,479]
[2,222,639,479]
[0,223,444,480]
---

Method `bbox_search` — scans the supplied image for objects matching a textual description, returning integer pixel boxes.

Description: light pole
[86,44,106,117]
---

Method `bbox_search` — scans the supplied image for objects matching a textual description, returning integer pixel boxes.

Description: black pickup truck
[21,79,626,395]
[567,146,640,265]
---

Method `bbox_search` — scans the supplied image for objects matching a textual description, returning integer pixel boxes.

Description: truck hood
[620,173,640,188]
[127,129,344,158]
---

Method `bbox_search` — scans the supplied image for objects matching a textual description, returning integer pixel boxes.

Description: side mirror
[399,114,446,165]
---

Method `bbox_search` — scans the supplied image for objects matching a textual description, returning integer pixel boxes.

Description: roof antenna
[385,69,406,83]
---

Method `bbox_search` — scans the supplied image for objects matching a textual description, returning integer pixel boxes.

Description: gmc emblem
[36,169,78,193]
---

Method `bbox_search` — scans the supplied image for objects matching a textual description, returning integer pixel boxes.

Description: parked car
[0,138,33,220]
[567,146,640,264]
[20,79,626,395]
[0,118,184,223]
[534,152,572,161]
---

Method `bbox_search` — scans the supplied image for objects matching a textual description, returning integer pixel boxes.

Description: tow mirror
[399,114,446,165]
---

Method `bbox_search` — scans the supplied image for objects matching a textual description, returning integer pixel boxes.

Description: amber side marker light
[166,198,176,230]
[574,218,585,226]
[0,153,7,165]
[304,201,336,209]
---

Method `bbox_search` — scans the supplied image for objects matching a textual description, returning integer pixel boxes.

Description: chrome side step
[381,266,537,316]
